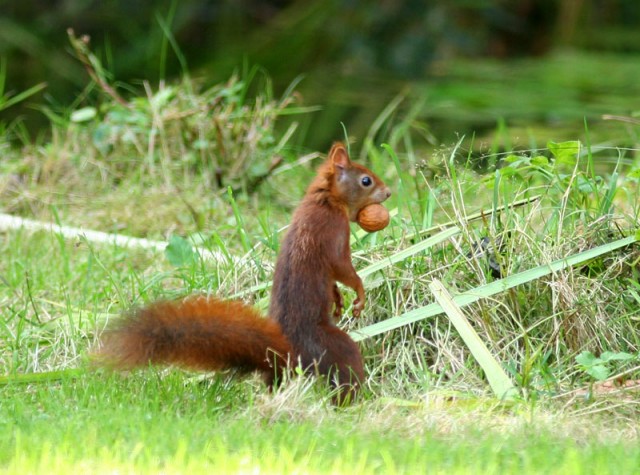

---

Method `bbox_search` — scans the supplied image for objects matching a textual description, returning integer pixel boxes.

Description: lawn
[2,372,639,474]
[1,44,640,473]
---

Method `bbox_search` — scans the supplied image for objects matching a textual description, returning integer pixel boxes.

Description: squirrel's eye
[361,176,372,187]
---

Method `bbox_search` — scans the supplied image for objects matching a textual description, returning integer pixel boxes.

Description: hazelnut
[356,204,390,232]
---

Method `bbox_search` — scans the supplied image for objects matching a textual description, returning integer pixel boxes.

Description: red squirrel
[97,142,391,404]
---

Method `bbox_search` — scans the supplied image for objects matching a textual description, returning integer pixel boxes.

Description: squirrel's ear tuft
[328,142,350,170]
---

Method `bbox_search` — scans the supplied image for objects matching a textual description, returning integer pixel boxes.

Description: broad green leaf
[586,365,610,381]
[531,156,549,167]
[576,174,599,193]
[575,351,597,367]
[547,140,581,166]
[599,351,635,362]
[498,166,521,178]
[165,235,197,267]
[503,154,523,163]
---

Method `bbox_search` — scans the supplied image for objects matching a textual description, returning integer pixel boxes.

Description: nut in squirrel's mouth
[356,203,390,232]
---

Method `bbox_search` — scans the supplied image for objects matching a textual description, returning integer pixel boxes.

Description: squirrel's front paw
[352,298,365,317]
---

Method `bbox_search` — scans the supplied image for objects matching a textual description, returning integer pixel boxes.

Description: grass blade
[0,368,84,385]
[359,226,460,279]
[396,194,541,247]
[0,81,47,112]
[429,279,518,400]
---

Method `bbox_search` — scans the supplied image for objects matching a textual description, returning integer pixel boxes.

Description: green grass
[2,373,640,474]
[2,45,640,472]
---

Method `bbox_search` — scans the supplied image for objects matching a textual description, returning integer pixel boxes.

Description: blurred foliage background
[2,0,640,148]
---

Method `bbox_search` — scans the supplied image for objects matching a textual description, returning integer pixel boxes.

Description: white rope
[0,212,236,264]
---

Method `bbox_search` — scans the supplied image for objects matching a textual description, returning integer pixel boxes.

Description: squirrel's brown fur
[97,142,391,404]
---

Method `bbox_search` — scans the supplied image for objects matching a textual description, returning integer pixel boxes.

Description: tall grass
[353,120,640,400]
[65,29,309,187]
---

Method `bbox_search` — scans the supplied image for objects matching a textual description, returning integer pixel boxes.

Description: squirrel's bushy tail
[96,296,292,383]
